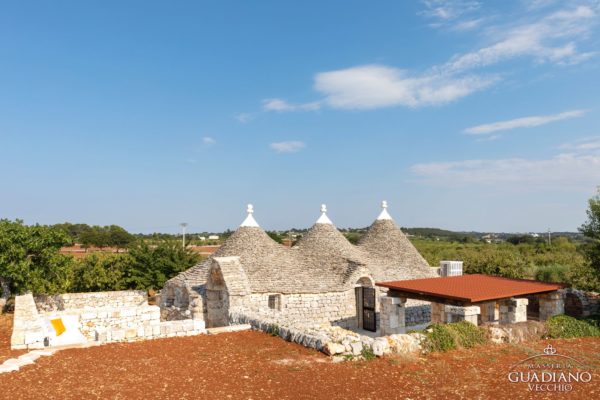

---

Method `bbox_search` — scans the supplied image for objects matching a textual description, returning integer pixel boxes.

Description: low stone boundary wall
[230,312,424,359]
[11,291,206,350]
[35,290,147,312]
[96,319,206,343]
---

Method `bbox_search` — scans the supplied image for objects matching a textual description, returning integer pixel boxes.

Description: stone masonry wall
[10,293,46,350]
[35,290,147,312]
[12,290,206,350]
[225,290,431,330]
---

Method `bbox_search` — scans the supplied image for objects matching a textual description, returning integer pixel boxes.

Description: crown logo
[543,344,557,355]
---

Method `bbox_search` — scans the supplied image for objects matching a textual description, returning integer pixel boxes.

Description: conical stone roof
[167,201,438,295]
[358,202,436,279]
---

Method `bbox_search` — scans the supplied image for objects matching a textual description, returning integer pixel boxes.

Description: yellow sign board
[50,318,66,336]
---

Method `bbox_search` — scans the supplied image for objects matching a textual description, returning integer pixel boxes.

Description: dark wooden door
[362,287,376,332]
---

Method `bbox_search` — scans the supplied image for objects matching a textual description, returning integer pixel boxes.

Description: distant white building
[208,235,219,240]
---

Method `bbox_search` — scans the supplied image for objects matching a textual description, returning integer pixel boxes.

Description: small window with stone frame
[268,294,281,311]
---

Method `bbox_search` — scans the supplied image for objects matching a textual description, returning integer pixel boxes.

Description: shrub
[534,264,570,283]
[447,321,488,348]
[423,322,488,353]
[361,346,376,361]
[423,324,457,353]
[545,315,600,338]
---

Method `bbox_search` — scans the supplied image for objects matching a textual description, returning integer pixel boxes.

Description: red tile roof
[376,274,566,303]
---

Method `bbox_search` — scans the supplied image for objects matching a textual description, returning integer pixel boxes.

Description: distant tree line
[0,220,200,297]
[1,188,599,297]
[54,222,134,249]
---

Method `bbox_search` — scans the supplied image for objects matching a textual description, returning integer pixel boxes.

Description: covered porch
[376,274,566,335]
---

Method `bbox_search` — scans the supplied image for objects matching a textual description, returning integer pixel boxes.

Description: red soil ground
[0,313,598,399]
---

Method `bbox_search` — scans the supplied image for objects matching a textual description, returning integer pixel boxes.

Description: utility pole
[180,223,188,248]
[548,228,551,246]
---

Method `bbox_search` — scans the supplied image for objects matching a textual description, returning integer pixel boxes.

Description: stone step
[206,324,252,335]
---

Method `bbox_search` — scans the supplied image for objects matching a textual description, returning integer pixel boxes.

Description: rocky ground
[0,313,598,399]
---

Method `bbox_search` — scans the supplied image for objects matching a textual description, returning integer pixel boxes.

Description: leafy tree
[266,231,283,244]
[579,188,600,276]
[108,225,134,250]
[0,219,75,295]
[124,240,200,290]
[72,254,133,292]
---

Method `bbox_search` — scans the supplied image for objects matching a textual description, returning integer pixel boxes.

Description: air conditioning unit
[440,261,463,277]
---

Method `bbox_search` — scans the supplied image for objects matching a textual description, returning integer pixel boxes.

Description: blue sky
[1,0,599,233]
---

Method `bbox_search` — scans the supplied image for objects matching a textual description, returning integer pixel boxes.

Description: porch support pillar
[539,291,565,321]
[379,295,406,336]
[499,298,528,324]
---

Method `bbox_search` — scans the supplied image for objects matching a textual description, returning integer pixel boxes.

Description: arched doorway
[355,277,376,332]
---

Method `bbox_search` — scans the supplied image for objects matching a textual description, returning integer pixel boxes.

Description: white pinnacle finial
[377,200,393,220]
[240,203,259,227]
[316,203,333,224]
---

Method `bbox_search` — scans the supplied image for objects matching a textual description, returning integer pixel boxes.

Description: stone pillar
[379,295,406,336]
[479,301,500,324]
[430,302,446,324]
[445,305,481,325]
[539,291,565,321]
[11,293,46,350]
[499,298,528,324]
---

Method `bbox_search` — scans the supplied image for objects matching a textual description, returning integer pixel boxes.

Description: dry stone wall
[35,290,147,312]
[12,290,206,350]
[230,311,424,359]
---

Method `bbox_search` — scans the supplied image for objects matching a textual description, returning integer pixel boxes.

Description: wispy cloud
[464,109,587,135]
[202,136,216,145]
[559,136,600,151]
[264,4,598,112]
[419,0,481,22]
[262,98,321,112]
[411,139,600,190]
[444,5,597,72]
[314,64,497,109]
[269,141,306,153]
[234,112,254,123]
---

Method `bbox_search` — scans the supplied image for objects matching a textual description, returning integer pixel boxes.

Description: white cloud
[263,4,598,112]
[269,141,306,153]
[314,64,497,109]
[444,5,597,72]
[452,18,486,31]
[420,0,481,21]
[234,112,254,123]
[202,136,216,145]
[262,98,321,112]
[559,136,600,151]
[411,140,600,189]
[464,109,587,135]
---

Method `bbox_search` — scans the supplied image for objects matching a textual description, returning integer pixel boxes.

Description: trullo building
[159,202,438,332]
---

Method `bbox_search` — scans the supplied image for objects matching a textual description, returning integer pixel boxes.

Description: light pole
[180,223,188,248]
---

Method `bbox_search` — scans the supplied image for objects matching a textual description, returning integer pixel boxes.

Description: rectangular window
[268,294,281,311]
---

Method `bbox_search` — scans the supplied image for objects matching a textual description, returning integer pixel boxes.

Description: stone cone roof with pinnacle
[166,202,437,294]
